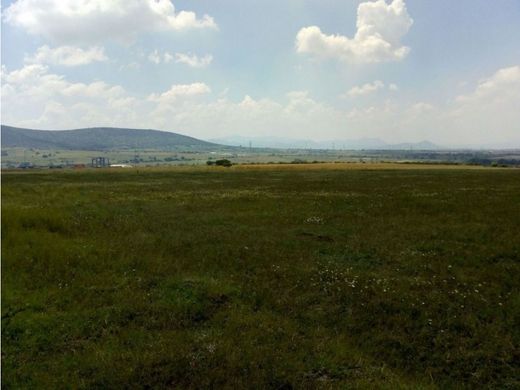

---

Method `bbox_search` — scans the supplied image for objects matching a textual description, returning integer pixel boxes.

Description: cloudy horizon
[2,0,520,148]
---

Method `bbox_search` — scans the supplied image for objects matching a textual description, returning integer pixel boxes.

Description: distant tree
[215,159,232,167]
[206,160,215,166]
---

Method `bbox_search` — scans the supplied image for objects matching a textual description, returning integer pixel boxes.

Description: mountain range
[1,125,216,151]
[208,135,440,150]
[1,125,445,151]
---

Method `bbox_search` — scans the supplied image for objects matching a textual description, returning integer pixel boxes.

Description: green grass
[2,166,520,388]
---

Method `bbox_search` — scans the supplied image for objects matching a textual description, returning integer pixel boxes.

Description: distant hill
[1,125,219,151]
[389,140,439,150]
[209,135,441,150]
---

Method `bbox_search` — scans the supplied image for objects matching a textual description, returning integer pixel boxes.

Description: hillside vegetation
[2,166,519,388]
[1,125,217,151]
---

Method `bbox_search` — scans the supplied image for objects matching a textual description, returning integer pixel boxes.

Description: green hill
[1,125,218,150]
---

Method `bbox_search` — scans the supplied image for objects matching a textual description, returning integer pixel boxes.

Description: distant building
[18,162,34,169]
[91,157,110,168]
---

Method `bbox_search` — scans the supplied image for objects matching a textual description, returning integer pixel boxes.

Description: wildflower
[305,216,323,224]
[207,343,216,354]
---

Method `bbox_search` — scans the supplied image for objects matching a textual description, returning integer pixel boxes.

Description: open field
[3,147,520,169]
[2,165,520,388]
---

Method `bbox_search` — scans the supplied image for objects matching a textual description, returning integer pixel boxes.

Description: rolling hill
[1,125,219,151]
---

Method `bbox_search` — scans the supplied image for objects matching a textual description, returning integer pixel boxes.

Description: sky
[1,0,520,147]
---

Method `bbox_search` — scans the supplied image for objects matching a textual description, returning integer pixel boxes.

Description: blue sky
[2,0,520,146]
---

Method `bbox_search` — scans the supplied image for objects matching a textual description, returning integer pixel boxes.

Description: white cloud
[147,83,211,104]
[342,80,398,97]
[455,66,520,105]
[148,50,162,64]
[0,64,344,138]
[3,0,217,45]
[25,45,107,66]
[148,50,213,67]
[410,102,434,112]
[149,92,343,139]
[164,53,175,63]
[2,64,48,85]
[346,80,385,97]
[119,62,141,71]
[296,0,413,63]
[2,64,519,146]
[1,64,141,129]
[449,65,520,145]
[174,53,213,68]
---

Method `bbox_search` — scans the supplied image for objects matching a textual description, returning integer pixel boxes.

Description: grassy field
[2,165,520,388]
[6,147,519,169]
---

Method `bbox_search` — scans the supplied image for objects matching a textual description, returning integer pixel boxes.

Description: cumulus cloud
[2,64,519,146]
[147,83,211,104]
[296,0,413,63]
[148,50,162,64]
[148,91,343,139]
[0,64,344,137]
[3,0,217,45]
[342,80,398,97]
[148,50,213,68]
[449,65,520,145]
[174,53,213,68]
[1,64,140,128]
[346,80,385,97]
[119,62,141,71]
[25,45,107,66]
[455,66,520,106]
[148,50,213,67]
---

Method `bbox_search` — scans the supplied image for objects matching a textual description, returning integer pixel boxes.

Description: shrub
[215,159,232,167]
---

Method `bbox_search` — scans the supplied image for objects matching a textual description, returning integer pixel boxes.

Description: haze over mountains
[209,135,440,150]
[3,125,517,151]
[1,125,447,151]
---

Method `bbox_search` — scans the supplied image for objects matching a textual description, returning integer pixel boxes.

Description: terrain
[2,164,519,388]
[2,126,520,169]
[0,125,217,151]
[208,135,439,150]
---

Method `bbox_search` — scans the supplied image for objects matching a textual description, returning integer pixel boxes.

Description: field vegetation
[2,164,519,388]
[3,146,520,170]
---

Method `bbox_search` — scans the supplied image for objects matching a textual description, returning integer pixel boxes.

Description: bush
[215,159,232,167]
